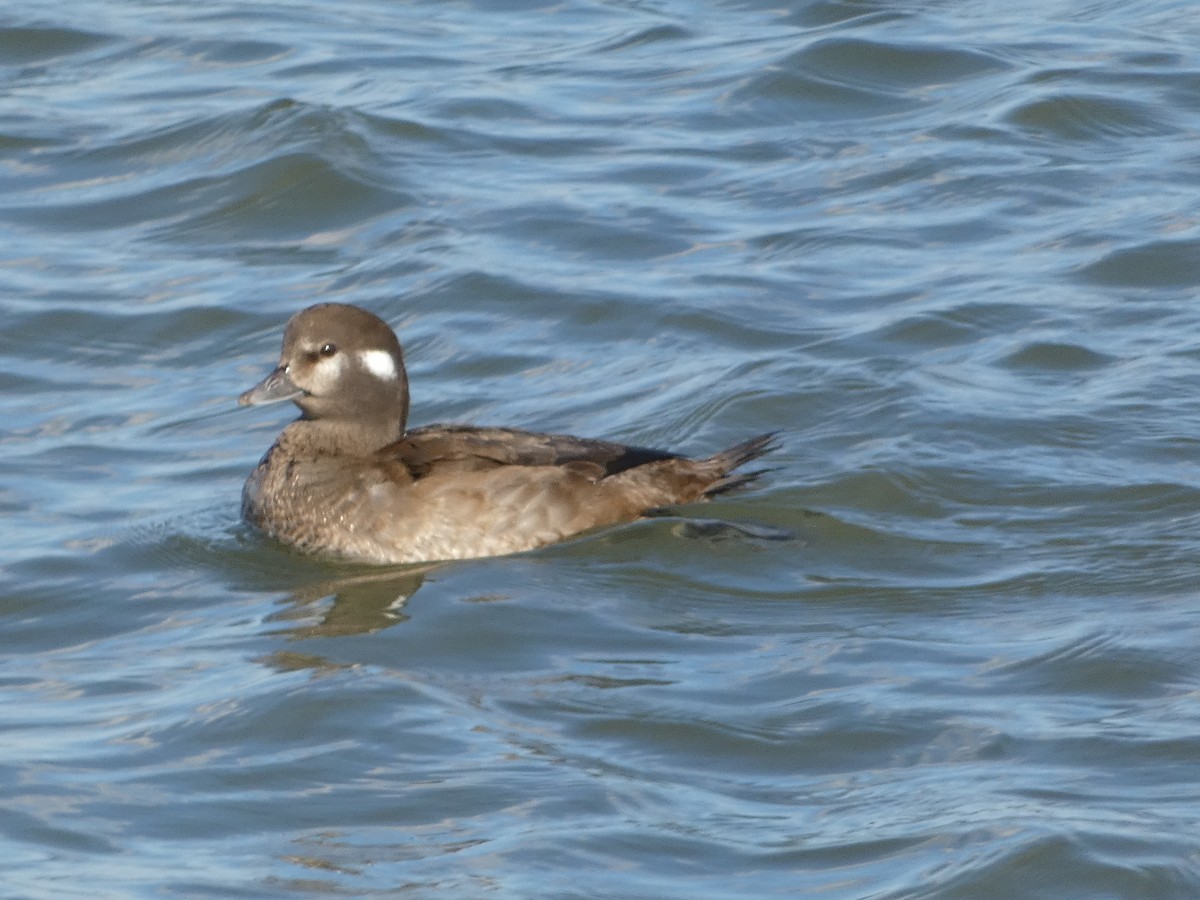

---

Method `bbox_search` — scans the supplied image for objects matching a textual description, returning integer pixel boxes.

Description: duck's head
[240,303,410,434]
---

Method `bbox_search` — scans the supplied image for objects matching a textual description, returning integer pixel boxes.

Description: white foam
[359,349,398,381]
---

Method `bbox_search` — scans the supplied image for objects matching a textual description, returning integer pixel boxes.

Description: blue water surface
[3,0,1200,896]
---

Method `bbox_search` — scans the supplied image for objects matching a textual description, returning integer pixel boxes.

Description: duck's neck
[283,416,404,457]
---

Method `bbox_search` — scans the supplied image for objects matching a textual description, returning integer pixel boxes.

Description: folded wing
[382,424,681,481]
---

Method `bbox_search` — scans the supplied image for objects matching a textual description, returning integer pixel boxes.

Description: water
[3,0,1200,895]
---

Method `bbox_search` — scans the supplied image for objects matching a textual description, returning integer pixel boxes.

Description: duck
[238,303,777,564]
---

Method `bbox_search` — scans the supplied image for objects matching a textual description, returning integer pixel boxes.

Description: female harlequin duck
[239,303,776,564]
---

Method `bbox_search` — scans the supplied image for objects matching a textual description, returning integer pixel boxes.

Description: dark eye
[319,343,337,357]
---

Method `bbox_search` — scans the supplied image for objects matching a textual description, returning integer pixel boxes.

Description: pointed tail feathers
[702,432,780,497]
[603,432,779,511]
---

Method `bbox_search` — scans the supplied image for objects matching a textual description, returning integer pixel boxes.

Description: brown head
[240,303,411,442]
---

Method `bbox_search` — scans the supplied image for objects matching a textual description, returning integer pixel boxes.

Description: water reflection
[267,563,434,639]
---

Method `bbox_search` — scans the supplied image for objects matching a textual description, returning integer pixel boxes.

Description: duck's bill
[239,366,304,406]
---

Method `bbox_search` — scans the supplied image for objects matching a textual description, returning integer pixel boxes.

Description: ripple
[1000,341,1114,373]
[735,60,916,121]
[798,37,1010,91]
[734,36,1009,122]
[3,98,417,248]
[162,151,412,244]
[932,830,1200,899]
[590,24,692,55]
[0,26,112,67]
[1005,92,1174,141]
[1077,238,1200,288]
[988,629,1190,699]
[872,311,987,350]
[162,37,292,67]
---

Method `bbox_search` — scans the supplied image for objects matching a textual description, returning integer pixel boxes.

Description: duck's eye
[319,343,337,357]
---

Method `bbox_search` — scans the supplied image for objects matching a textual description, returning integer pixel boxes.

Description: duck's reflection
[264,562,436,639]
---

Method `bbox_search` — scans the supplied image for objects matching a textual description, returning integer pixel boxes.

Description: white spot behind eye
[309,352,346,392]
[359,349,398,381]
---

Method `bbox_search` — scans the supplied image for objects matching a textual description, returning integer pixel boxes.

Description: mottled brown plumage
[240,303,777,564]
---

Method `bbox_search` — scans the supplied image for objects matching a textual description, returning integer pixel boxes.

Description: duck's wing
[380,424,680,481]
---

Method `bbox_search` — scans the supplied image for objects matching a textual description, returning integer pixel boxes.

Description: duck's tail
[700,432,780,497]
[603,432,780,513]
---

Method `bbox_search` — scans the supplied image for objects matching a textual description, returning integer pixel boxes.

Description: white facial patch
[359,349,398,381]
[309,352,347,393]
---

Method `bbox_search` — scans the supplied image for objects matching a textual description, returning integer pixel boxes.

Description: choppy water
[4,0,1200,896]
